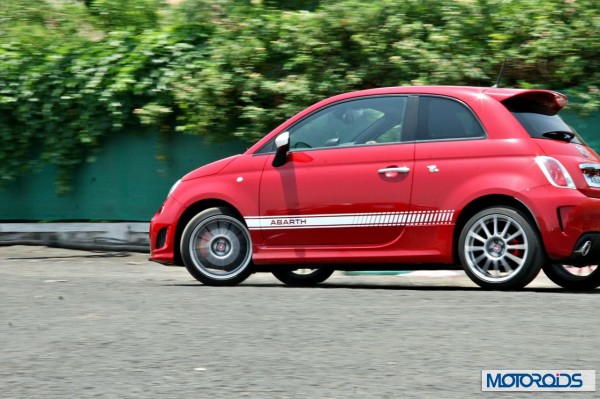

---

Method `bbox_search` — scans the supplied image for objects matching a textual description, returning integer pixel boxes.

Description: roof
[310,85,568,114]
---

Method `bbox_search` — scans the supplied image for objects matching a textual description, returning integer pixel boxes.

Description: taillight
[535,156,576,189]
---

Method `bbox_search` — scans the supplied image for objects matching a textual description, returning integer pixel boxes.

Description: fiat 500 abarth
[150,86,600,290]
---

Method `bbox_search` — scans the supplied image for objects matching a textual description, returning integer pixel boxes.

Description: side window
[417,96,485,141]
[288,96,408,150]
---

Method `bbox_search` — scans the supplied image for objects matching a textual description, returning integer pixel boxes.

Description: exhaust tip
[577,240,592,257]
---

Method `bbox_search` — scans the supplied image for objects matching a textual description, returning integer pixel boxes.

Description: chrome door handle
[378,167,410,174]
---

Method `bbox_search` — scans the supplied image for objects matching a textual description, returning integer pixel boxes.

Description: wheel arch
[173,199,245,266]
[452,194,541,264]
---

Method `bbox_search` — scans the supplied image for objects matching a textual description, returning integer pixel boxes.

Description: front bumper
[149,196,183,265]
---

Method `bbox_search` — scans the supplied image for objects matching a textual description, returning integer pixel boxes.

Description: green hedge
[1,0,599,192]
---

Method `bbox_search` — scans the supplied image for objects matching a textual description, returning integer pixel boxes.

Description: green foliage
[169,0,600,141]
[86,0,164,33]
[1,0,599,192]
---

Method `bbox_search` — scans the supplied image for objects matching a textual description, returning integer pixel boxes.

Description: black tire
[458,207,544,290]
[272,268,334,286]
[542,264,600,290]
[180,207,253,286]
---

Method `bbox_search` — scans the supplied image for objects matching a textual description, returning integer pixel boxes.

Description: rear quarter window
[416,96,485,141]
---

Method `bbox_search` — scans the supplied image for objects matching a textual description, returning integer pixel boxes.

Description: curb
[0,223,150,253]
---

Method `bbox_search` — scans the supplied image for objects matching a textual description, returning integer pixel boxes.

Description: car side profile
[149,86,600,290]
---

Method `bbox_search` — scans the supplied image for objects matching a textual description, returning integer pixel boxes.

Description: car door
[411,95,489,213]
[408,95,488,256]
[255,95,416,246]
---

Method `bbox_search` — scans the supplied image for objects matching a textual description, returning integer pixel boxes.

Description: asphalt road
[1,245,598,398]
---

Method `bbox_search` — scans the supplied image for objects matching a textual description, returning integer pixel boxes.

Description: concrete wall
[0,222,149,252]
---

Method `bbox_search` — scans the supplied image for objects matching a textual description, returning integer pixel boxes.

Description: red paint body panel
[258,143,414,246]
[513,185,600,259]
[149,86,600,270]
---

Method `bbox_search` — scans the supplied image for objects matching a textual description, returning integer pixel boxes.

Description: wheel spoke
[202,226,214,240]
[233,228,244,240]
[492,215,499,235]
[468,231,487,243]
[505,230,524,242]
[482,258,493,272]
[222,225,237,241]
[504,251,524,266]
[479,259,500,275]
[478,220,492,238]
[474,253,487,264]
[466,245,485,252]
[499,220,510,238]
[499,258,512,273]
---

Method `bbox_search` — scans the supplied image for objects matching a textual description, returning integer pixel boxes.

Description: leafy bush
[1,0,599,192]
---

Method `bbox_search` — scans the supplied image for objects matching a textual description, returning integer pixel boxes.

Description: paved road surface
[1,246,598,398]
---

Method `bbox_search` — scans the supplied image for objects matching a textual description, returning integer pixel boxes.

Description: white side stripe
[245,210,455,230]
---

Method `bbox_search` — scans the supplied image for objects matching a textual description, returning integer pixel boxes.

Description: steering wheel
[292,141,312,149]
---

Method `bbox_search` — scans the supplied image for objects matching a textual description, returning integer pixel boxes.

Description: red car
[149,86,600,290]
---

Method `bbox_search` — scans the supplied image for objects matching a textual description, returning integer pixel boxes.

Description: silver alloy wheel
[187,214,252,280]
[464,213,529,283]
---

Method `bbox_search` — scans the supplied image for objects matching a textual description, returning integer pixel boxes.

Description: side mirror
[272,131,290,167]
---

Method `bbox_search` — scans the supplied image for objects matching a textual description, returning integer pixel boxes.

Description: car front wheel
[458,207,543,290]
[272,268,334,286]
[180,207,253,286]
[542,264,600,290]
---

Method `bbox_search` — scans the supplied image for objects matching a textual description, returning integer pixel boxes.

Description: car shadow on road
[164,282,600,293]
[283,284,600,293]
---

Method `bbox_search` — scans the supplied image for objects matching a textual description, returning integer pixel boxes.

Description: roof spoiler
[485,89,568,116]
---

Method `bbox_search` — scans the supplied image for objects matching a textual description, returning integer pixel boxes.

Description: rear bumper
[518,186,600,263]
[560,233,600,265]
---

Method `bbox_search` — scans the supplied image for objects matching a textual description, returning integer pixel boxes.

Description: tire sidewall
[458,207,544,290]
[542,264,600,290]
[180,207,253,286]
[272,268,334,286]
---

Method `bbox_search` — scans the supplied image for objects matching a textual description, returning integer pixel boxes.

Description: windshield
[511,112,586,145]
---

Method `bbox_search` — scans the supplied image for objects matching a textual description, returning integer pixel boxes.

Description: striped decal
[245,210,455,230]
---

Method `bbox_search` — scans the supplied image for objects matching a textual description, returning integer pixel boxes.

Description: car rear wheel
[458,207,543,290]
[542,264,600,290]
[272,268,334,286]
[180,207,253,286]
